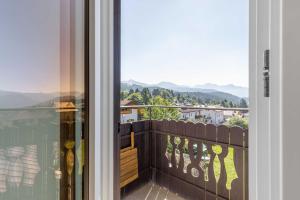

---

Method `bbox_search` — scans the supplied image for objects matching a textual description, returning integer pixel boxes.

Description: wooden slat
[230,126,244,146]
[120,123,131,136]
[152,120,162,132]
[245,129,249,148]
[206,142,217,195]
[120,174,139,188]
[186,139,205,189]
[120,148,137,159]
[120,129,139,188]
[230,147,244,200]
[217,144,229,199]
[185,121,205,139]
[120,152,136,164]
[120,158,138,172]
[132,120,150,132]
[121,164,138,179]
[218,125,230,144]
[206,124,217,142]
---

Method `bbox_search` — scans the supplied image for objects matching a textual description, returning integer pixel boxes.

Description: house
[120,100,138,123]
[223,110,235,120]
[200,109,225,125]
[180,109,200,121]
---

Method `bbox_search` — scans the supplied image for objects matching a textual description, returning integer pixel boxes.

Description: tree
[128,89,134,95]
[127,93,143,105]
[152,89,160,96]
[143,96,180,120]
[191,96,198,105]
[227,115,248,129]
[239,98,248,108]
[197,98,204,105]
[121,91,129,100]
[221,100,229,107]
[135,88,140,93]
[141,88,152,104]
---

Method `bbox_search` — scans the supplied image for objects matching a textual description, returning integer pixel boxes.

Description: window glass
[0,0,87,199]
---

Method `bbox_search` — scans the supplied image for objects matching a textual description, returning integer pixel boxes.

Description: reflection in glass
[0,0,87,199]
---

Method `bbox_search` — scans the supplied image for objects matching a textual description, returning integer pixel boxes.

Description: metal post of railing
[215,110,217,125]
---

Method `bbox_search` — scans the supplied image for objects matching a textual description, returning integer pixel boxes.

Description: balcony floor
[122,182,185,200]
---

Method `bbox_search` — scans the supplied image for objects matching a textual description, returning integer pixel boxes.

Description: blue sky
[121,0,249,87]
[0,0,61,92]
[0,0,248,93]
[0,0,84,93]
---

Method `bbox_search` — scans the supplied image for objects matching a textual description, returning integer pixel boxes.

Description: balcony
[120,106,248,200]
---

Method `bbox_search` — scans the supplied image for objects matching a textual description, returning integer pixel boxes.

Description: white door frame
[89,0,283,199]
[249,0,271,199]
[250,0,283,199]
[89,0,115,199]
[270,0,282,199]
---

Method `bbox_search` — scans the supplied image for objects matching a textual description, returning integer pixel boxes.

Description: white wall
[121,109,138,123]
[282,1,300,199]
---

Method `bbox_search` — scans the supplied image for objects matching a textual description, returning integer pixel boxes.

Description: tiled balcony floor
[122,182,185,200]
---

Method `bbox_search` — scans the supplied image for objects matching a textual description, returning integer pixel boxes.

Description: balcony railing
[120,106,248,200]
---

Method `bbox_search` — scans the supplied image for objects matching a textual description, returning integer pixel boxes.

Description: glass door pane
[0,0,87,199]
[120,0,249,199]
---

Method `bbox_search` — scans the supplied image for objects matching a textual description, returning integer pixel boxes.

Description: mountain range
[0,90,83,109]
[0,90,55,108]
[122,80,248,98]
[0,80,248,108]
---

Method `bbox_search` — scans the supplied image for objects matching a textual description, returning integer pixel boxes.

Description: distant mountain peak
[157,81,185,88]
[195,83,248,97]
[122,79,148,86]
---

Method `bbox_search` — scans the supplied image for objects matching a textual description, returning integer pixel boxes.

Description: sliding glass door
[0,0,88,199]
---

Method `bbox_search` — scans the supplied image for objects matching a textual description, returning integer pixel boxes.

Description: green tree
[141,88,152,104]
[144,96,180,120]
[120,91,129,100]
[227,115,248,129]
[120,91,125,100]
[221,100,229,107]
[239,98,248,108]
[152,88,160,96]
[197,98,204,105]
[161,90,169,99]
[128,89,134,95]
[191,96,198,105]
[127,92,143,105]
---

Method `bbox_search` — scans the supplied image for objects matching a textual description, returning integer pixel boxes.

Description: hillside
[122,80,248,97]
[121,82,244,106]
[0,90,56,108]
[178,91,241,105]
[0,90,83,109]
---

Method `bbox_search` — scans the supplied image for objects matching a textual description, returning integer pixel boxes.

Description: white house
[180,109,200,121]
[120,100,138,123]
[223,110,235,120]
[200,109,225,125]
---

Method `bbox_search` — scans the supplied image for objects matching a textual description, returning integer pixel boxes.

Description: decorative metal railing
[120,105,249,126]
